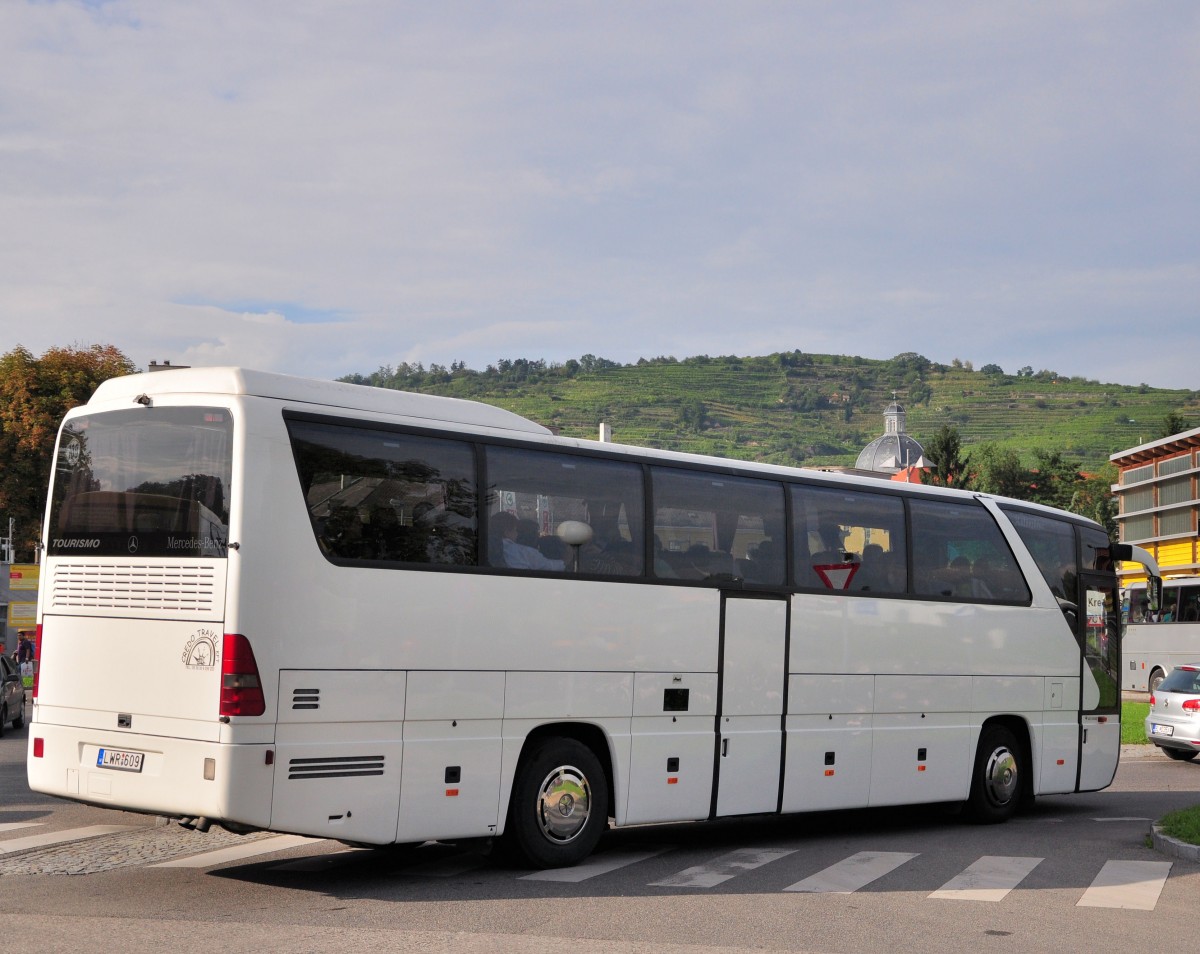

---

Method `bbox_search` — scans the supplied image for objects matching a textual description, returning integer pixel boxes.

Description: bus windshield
[47,406,233,558]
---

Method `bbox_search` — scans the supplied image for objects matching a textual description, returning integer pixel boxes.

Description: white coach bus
[27,368,1159,867]
[1122,577,1200,692]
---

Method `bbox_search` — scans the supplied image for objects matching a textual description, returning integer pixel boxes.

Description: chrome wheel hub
[536,765,592,843]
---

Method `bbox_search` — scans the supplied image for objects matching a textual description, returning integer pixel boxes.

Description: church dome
[854,401,929,473]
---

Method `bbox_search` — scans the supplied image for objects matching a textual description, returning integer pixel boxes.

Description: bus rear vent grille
[288,756,385,780]
[49,562,219,613]
[291,689,320,710]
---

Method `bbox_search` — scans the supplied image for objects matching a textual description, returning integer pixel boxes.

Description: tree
[1157,411,1188,440]
[1069,464,1118,537]
[1026,449,1082,511]
[921,425,971,489]
[0,344,137,560]
[679,400,708,432]
[970,443,1029,498]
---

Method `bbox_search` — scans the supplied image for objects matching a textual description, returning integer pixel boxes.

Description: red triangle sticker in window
[814,563,859,590]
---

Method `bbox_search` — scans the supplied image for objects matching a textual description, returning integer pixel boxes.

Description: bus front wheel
[966,725,1024,824]
[503,738,609,869]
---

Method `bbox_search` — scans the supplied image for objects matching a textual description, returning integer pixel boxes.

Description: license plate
[1151,724,1175,737]
[96,747,144,772]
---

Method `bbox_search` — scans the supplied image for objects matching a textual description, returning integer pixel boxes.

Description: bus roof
[86,367,552,436]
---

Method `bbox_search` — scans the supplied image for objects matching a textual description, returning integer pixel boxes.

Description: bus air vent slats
[291,689,321,710]
[49,562,218,613]
[287,755,385,780]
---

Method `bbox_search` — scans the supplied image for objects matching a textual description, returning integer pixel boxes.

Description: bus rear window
[48,407,232,558]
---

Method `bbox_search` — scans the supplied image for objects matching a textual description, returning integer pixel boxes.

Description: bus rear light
[33,737,44,758]
[220,633,266,717]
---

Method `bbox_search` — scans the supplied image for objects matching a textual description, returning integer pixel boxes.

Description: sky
[2,1,1197,389]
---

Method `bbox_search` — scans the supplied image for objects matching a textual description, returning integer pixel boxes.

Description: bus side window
[910,499,1030,603]
[652,467,785,584]
[790,484,906,595]
[485,446,645,578]
[287,420,478,567]
[1179,587,1200,622]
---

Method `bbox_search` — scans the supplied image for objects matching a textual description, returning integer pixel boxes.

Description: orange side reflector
[917,765,926,772]
[1057,759,1065,765]
[445,788,459,797]
[824,769,835,777]
[667,777,678,785]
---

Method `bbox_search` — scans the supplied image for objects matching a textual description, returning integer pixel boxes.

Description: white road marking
[0,822,43,834]
[650,847,797,888]
[784,851,918,894]
[928,856,1042,902]
[1077,859,1173,909]
[0,824,139,854]
[150,834,322,868]
[522,847,673,882]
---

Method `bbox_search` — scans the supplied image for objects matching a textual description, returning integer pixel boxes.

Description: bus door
[713,592,789,817]
[1077,572,1122,791]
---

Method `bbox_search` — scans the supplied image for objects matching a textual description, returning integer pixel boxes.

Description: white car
[0,654,25,735]
[1146,665,1200,761]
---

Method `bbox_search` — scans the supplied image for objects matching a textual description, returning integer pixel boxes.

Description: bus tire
[966,724,1023,824]
[503,737,608,869]
[1148,669,1166,693]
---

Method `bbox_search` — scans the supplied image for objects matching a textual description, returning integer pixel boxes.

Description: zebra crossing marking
[649,846,796,888]
[0,824,139,855]
[928,855,1042,902]
[784,850,918,894]
[1077,860,1172,910]
[522,847,673,882]
[0,822,43,834]
[1,821,1180,912]
[150,834,321,868]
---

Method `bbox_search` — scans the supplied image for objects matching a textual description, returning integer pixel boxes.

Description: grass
[1159,805,1200,845]
[1122,701,1149,744]
[1121,700,1200,847]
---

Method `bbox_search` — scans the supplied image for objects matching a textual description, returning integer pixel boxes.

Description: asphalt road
[4,703,1200,954]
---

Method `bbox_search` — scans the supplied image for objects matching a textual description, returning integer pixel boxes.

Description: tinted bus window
[288,419,477,565]
[1001,509,1077,602]
[909,499,1030,602]
[652,468,785,583]
[48,407,232,558]
[486,446,644,577]
[791,485,907,594]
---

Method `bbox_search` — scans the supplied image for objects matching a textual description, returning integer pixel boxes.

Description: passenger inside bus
[490,511,565,571]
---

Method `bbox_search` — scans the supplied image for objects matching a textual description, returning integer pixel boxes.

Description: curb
[1151,824,1200,862]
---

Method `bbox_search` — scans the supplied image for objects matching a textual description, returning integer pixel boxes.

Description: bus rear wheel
[966,725,1024,824]
[503,737,608,869]
[1148,669,1166,693]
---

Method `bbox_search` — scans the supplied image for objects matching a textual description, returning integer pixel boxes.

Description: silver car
[0,655,25,736]
[1146,665,1200,761]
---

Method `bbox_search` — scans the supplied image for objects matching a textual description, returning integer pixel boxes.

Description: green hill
[340,352,1200,473]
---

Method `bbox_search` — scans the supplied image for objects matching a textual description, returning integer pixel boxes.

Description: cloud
[0,1,1196,389]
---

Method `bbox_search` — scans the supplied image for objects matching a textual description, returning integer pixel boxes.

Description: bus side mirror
[1147,576,1162,613]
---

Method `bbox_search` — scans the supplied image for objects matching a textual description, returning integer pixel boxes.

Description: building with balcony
[1111,427,1200,582]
